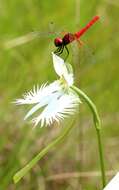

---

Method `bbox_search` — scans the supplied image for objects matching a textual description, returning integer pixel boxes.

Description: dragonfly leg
[54,45,64,55]
[54,46,62,54]
[57,45,64,55]
[64,45,69,61]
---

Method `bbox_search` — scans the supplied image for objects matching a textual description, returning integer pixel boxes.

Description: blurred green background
[0,0,119,189]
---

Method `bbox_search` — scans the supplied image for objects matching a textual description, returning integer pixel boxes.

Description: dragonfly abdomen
[75,16,100,39]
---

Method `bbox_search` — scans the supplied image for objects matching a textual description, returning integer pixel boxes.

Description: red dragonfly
[54,16,100,59]
[4,16,99,58]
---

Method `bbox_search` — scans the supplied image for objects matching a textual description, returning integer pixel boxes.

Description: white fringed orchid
[15,53,81,127]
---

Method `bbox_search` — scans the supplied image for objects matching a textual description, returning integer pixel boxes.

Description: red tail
[75,16,100,39]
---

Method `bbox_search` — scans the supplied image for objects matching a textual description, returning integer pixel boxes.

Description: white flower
[15,53,81,127]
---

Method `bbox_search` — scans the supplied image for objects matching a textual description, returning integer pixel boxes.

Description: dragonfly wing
[71,40,95,65]
[3,31,62,49]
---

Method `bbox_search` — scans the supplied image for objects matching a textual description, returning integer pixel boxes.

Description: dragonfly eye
[54,38,63,47]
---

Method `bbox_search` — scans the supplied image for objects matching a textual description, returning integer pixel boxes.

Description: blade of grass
[13,119,75,183]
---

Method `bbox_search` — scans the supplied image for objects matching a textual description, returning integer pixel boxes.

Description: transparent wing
[3,21,68,49]
[71,39,96,66]
[3,30,62,49]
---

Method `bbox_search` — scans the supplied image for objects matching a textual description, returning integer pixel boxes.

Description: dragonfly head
[54,37,63,47]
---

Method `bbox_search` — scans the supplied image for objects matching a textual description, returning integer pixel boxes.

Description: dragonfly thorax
[54,38,63,47]
[63,33,75,45]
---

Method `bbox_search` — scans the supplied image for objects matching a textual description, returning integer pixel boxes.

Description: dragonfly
[4,16,99,60]
[54,16,100,59]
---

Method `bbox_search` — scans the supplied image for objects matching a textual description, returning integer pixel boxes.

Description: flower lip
[32,91,80,127]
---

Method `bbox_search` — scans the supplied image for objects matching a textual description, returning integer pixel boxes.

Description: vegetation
[0,0,119,189]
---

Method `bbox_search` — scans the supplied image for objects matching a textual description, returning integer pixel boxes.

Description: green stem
[13,120,75,183]
[71,85,106,188]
